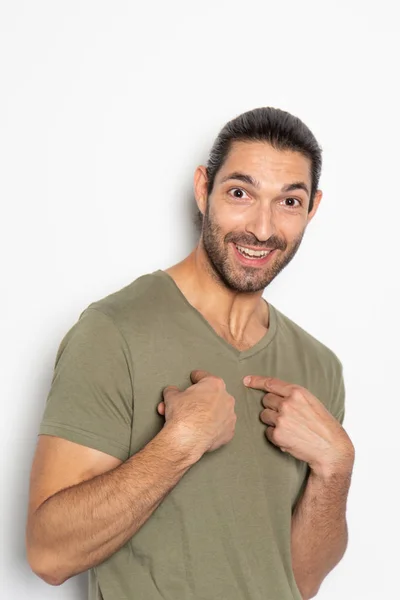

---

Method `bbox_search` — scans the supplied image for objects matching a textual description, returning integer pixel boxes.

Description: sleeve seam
[39,420,130,453]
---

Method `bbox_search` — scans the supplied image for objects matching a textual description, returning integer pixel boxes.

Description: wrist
[161,422,205,466]
[310,438,355,480]
[310,454,354,482]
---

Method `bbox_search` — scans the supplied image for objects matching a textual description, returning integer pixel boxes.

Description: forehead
[216,140,312,189]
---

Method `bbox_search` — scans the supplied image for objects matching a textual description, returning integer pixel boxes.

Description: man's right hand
[158,370,237,457]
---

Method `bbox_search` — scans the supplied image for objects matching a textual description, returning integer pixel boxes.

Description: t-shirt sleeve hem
[38,422,130,461]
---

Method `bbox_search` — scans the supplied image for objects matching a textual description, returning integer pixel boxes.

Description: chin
[224,269,272,294]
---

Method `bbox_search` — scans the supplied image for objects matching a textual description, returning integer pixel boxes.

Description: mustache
[227,235,286,251]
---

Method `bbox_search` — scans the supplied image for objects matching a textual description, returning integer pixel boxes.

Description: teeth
[235,244,270,258]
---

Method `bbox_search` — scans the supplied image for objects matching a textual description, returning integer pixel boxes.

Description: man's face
[196,141,321,293]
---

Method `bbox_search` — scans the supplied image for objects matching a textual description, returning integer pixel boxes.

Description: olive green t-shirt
[39,269,345,600]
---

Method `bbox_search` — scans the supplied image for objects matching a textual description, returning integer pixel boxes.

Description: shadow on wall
[11,340,88,598]
[178,177,203,251]
[15,174,203,598]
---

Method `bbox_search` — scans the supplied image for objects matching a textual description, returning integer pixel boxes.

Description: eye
[281,197,302,208]
[228,187,249,199]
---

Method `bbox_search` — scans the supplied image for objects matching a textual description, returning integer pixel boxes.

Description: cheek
[230,210,268,237]
[217,199,248,221]
[274,212,306,241]
[215,207,247,234]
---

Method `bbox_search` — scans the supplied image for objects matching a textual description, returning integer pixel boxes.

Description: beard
[201,202,306,293]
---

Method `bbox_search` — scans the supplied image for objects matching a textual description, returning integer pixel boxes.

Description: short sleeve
[330,360,346,425]
[39,307,133,461]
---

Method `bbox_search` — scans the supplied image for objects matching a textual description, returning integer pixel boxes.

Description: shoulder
[272,304,343,379]
[271,305,345,419]
[78,270,169,333]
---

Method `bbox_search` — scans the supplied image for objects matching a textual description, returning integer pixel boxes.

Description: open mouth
[234,244,271,259]
[232,243,276,266]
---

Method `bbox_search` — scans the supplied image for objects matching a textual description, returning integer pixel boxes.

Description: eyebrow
[219,172,310,196]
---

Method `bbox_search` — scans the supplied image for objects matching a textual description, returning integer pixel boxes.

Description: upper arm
[38,307,134,461]
[27,435,122,519]
[27,307,134,564]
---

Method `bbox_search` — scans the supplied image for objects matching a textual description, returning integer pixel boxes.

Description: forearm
[291,466,353,599]
[27,424,199,585]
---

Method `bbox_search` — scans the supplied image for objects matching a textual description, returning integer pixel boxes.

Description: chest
[127,340,314,513]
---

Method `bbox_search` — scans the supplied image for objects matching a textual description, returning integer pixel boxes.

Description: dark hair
[195,107,322,228]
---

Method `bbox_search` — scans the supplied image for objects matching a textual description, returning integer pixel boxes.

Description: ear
[307,189,323,224]
[194,165,208,217]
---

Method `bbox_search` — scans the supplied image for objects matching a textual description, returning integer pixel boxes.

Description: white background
[1,1,399,599]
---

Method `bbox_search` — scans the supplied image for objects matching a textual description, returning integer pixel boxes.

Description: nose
[245,204,276,242]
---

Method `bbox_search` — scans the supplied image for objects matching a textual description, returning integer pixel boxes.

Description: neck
[164,245,269,343]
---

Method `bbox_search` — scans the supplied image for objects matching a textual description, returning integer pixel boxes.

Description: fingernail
[243,376,251,385]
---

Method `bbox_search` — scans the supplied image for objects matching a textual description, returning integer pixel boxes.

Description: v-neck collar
[154,269,278,361]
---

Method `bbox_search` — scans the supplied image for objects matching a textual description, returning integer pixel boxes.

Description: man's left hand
[243,375,355,478]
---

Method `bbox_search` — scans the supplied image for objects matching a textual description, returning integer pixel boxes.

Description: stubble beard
[201,203,306,293]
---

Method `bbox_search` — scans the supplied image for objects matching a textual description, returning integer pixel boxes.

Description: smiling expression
[195,140,322,293]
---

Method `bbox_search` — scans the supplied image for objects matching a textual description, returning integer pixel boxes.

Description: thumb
[190,369,213,384]
[160,385,180,417]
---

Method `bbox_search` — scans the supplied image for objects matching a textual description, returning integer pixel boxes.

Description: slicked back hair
[195,107,322,228]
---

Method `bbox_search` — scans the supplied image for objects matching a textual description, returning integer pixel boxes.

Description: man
[26,107,355,600]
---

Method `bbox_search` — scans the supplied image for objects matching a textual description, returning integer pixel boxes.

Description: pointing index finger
[243,375,289,396]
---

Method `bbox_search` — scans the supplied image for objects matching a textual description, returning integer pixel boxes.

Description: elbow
[27,551,68,586]
[295,576,321,600]
[34,570,66,587]
[26,538,69,586]
[299,583,321,600]
[27,558,66,586]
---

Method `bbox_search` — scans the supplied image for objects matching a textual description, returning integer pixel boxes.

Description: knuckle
[270,427,279,443]
[282,395,296,410]
[290,385,302,399]
[212,376,226,390]
[279,400,290,414]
